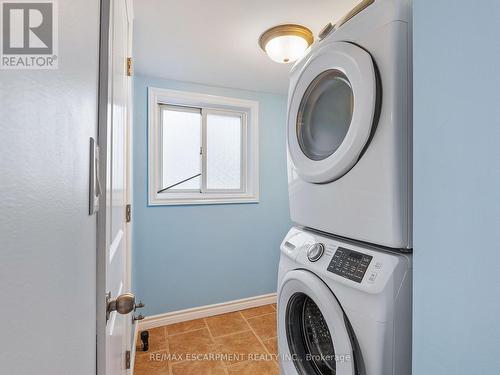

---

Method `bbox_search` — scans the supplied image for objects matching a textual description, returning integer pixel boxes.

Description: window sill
[148,193,259,206]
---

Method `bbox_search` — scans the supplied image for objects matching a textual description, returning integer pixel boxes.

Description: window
[148,87,259,205]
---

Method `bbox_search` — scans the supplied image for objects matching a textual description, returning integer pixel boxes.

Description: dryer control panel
[327,247,372,283]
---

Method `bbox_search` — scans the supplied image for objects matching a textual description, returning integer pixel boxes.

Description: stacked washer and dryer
[278,1,413,374]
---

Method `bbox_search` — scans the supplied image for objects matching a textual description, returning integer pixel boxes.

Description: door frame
[96,0,134,374]
[124,0,134,368]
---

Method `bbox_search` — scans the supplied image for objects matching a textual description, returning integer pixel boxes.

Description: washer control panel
[327,247,373,283]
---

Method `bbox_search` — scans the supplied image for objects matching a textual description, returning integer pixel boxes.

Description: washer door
[288,42,376,183]
[278,270,356,375]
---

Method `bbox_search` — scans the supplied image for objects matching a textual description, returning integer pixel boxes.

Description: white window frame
[148,87,259,206]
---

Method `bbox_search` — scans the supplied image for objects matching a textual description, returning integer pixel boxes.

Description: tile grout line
[169,323,219,375]
[238,311,275,360]
[242,308,279,369]
[166,328,173,375]
[202,317,230,375]
[203,316,217,342]
[240,311,275,320]
[166,326,206,337]
[240,305,277,320]
[206,313,252,371]
[205,311,253,339]
[206,311,276,372]
[212,328,253,339]
[246,312,276,321]
[169,320,213,372]
[238,310,280,371]
[204,316,220,340]
[245,311,278,343]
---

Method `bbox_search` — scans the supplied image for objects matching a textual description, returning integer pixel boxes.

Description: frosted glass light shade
[264,35,310,63]
[259,24,313,64]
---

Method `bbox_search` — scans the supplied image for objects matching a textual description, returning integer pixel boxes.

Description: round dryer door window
[297,70,354,162]
[288,41,377,183]
[278,270,357,375]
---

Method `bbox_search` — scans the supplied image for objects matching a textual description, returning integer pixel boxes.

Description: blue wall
[413,1,500,374]
[132,75,291,316]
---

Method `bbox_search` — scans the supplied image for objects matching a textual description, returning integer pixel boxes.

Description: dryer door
[288,42,376,183]
[278,270,358,375]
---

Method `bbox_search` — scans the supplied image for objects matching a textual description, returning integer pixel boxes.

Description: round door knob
[107,292,136,318]
[116,292,136,314]
[307,243,325,262]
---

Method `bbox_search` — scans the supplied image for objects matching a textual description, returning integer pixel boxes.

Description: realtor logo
[1,1,58,69]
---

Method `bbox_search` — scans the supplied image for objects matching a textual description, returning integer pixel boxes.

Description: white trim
[96,0,134,375]
[125,0,134,23]
[138,293,276,331]
[148,87,259,206]
[129,321,139,375]
[109,229,124,262]
[108,282,123,337]
[124,3,134,360]
[97,2,134,375]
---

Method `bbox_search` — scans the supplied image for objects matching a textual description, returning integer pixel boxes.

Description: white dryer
[278,227,412,375]
[287,0,412,249]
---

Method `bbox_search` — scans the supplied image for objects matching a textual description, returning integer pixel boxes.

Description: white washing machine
[278,227,412,375]
[287,0,412,249]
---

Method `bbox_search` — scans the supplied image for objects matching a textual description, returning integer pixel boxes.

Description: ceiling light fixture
[259,24,314,64]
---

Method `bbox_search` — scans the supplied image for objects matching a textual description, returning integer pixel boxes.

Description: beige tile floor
[134,304,279,375]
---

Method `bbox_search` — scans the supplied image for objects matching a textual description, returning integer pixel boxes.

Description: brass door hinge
[127,57,133,76]
[125,350,131,369]
[125,204,131,222]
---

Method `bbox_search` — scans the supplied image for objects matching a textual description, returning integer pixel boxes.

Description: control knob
[307,243,325,262]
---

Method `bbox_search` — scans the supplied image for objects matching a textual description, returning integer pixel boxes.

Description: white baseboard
[138,293,277,331]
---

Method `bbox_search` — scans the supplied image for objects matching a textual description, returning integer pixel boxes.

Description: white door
[99,0,134,374]
[287,42,377,183]
[278,270,357,375]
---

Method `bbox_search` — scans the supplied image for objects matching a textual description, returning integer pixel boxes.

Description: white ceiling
[133,0,360,94]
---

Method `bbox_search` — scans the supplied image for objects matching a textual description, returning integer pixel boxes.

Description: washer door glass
[297,70,354,161]
[286,292,337,375]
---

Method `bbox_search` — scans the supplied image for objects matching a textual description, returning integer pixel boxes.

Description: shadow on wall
[132,75,291,316]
